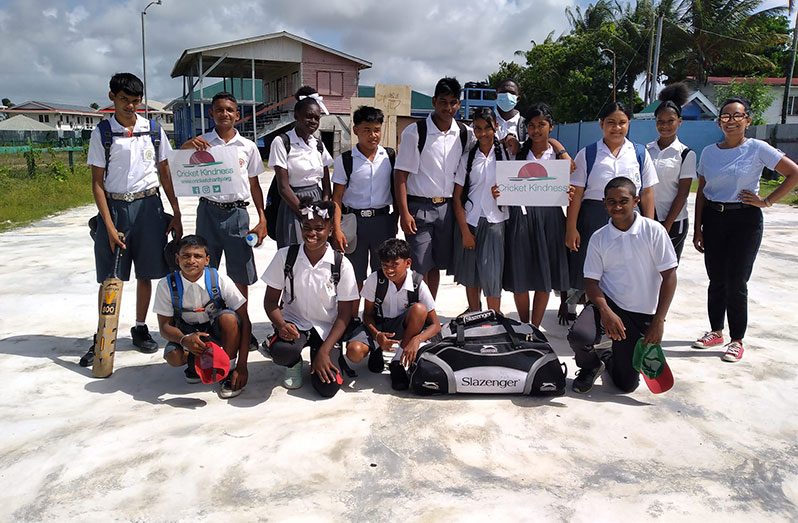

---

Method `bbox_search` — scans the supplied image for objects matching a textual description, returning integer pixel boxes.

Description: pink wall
[301,45,360,115]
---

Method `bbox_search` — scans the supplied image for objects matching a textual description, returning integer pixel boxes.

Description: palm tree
[566,0,616,33]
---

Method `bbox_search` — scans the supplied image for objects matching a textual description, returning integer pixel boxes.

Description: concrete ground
[0,174,796,522]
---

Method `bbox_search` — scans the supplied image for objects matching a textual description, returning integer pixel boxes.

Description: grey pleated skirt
[503,206,570,293]
[452,217,505,298]
[276,184,323,248]
[568,199,610,290]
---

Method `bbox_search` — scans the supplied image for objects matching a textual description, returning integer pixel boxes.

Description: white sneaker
[283,361,303,389]
[218,377,242,399]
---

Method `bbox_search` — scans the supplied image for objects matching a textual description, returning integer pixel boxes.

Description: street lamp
[600,48,617,103]
[141,0,162,120]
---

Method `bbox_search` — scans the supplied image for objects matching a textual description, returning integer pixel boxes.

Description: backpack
[341,146,397,204]
[282,244,342,304]
[584,141,646,187]
[166,268,226,324]
[461,140,508,207]
[415,119,468,155]
[373,269,424,320]
[97,118,162,175]
[265,133,326,241]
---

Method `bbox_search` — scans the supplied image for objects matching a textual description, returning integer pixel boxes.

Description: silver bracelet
[179,334,190,347]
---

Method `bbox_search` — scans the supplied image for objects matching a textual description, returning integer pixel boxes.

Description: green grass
[0,151,94,232]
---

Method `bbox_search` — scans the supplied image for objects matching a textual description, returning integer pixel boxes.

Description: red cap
[642,360,674,394]
[194,341,230,384]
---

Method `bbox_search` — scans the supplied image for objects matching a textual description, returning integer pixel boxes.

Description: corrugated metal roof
[0,114,56,131]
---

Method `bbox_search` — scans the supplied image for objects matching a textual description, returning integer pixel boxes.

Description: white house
[698,76,798,124]
[0,101,102,132]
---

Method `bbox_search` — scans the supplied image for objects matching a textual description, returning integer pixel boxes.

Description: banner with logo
[495,160,570,207]
[167,147,245,197]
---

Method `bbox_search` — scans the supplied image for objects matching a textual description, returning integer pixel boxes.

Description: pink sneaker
[722,341,744,362]
[693,331,724,349]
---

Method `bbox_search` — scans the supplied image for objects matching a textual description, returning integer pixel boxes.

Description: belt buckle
[361,209,374,218]
[122,192,135,203]
[717,203,725,212]
[431,197,445,204]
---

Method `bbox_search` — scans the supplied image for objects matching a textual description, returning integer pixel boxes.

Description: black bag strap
[342,150,354,187]
[416,119,427,154]
[517,139,532,161]
[680,147,691,163]
[457,122,468,152]
[408,271,423,306]
[373,269,389,320]
[332,250,342,286]
[280,133,291,156]
[283,244,300,304]
[385,146,397,205]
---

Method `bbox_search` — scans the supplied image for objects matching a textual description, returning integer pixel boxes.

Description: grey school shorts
[94,194,169,283]
[348,310,409,349]
[196,199,257,285]
[163,309,240,358]
[406,198,454,274]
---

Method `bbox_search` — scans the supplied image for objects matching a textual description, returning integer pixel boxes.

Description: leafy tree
[1,98,12,107]
[90,102,100,110]
[714,77,775,125]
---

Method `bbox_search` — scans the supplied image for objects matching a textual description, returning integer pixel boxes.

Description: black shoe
[185,353,201,384]
[389,361,409,391]
[79,344,95,367]
[131,325,159,353]
[368,347,385,373]
[249,334,259,352]
[572,361,605,394]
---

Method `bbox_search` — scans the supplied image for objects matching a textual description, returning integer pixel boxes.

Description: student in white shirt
[268,86,334,248]
[181,92,266,350]
[261,199,359,398]
[494,79,526,157]
[452,107,509,314]
[80,72,182,368]
[646,83,697,260]
[566,101,658,291]
[568,177,677,394]
[691,97,798,362]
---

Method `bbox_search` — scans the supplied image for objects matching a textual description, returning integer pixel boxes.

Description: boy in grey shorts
[81,72,182,367]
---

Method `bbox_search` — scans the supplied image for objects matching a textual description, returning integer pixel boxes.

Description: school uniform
[195,129,264,285]
[452,145,508,298]
[395,115,475,274]
[503,144,570,293]
[152,270,246,358]
[332,145,396,281]
[261,244,359,396]
[268,130,333,247]
[348,269,436,347]
[496,112,527,143]
[646,138,696,260]
[569,139,659,290]
[87,114,173,283]
[698,139,783,341]
[568,213,677,392]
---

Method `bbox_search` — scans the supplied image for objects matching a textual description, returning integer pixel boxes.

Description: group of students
[80,72,798,400]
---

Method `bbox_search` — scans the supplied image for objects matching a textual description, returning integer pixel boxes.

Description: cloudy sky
[0,0,788,108]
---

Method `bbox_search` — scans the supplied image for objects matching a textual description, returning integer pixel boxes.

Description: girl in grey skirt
[452,108,509,314]
[503,104,572,327]
[267,86,334,247]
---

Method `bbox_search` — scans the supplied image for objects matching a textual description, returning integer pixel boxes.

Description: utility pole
[141,0,162,120]
[649,13,664,103]
[601,48,617,103]
[781,9,798,124]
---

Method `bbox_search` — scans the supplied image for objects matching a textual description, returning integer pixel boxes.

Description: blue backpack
[584,141,646,186]
[166,268,226,322]
[97,118,162,175]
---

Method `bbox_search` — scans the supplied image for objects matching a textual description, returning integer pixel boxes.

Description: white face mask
[496,92,518,112]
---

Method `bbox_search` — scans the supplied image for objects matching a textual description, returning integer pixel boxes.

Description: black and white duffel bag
[409,310,567,396]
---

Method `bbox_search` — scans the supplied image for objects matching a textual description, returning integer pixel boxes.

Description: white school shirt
[496,112,522,141]
[331,145,392,209]
[583,213,678,315]
[572,139,659,201]
[454,147,509,226]
[199,129,265,203]
[646,138,696,222]
[152,270,246,325]
[87,114,172,194]
[395,114,475,198]
[268,129,333,188]
[517,145,558,216]
[261,244,359,338]
[360,269,436,320]
[697,139,784,202]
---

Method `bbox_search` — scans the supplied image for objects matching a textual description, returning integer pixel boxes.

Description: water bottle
[245,233,258,247]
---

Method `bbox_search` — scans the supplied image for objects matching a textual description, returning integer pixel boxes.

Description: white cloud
[0,0,575,106]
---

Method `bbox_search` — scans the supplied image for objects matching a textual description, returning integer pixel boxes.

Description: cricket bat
[93,234,125,378]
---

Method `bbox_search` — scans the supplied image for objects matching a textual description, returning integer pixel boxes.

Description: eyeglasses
[718,112,748,123]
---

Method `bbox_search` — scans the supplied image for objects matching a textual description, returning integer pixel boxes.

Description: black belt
[407,195,450,205]
[342,206,390,218]
[200,197,249,209]
[106,187,159,202]
[705,200,749,212]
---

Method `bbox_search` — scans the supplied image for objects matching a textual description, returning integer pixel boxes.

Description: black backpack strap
[457,122,468,153]
[385,147,396,204]
[680,147,691,163]
[97,119,113,174]
[416,119,427,154]
[167,271,183,319]
[280,133,291,156]
[149,119,161,164]
[373,269,389,320]
[408,271,423,306]
[284,244,300,304]
[332,250,342,286]
[342,150,354,187]
[516,139,532,161]
[461,144,480,206]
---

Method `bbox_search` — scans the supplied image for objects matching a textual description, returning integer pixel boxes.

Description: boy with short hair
[80,72,182,367]
[394,77,475,298]
[181,91,266,350]
[153,235,251,398]
[332,106,396,288]
[345,239,441,390]
[568,176,678,394]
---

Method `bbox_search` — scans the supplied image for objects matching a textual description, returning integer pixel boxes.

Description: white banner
[495,160,570,207]
[167,147,245,197]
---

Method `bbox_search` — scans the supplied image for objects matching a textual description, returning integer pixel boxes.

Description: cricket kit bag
[409,310,567,396]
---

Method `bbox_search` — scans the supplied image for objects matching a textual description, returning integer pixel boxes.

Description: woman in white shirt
[692,97,798,362]
[646,83,696,260]
[268,86,334,247]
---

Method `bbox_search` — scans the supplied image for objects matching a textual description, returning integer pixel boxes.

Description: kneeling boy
[153,235,251,399]
[568,177,677,394]
[346,239,441,390]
